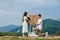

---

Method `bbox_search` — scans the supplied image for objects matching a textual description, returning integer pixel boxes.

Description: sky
[0,0,60,27]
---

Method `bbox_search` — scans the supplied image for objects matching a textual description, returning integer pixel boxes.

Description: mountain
[0,25,18,32]
[0,19,60,35]
[42,19,60,34]
[9,26,22,33]
[9,19,60,35]
[57,19,60,21]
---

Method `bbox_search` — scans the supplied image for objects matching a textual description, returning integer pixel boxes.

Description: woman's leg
[23,32,28,37]
[23,33,25,36]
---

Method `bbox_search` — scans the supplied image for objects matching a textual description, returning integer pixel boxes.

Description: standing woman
[22,12,28,37]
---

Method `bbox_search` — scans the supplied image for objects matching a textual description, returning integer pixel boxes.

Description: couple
[22,12,42,37]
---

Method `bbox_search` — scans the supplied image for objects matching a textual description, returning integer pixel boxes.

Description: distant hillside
[9,26,22,33]
[0,25,18,32]
[42,19,60,34]
[9,19,60,35]
[57,19,60,21]
[0,19,60,35]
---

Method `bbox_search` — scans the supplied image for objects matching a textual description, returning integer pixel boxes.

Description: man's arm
[30,21,40,26]
[35,19,41,26]
[35,23,40,26]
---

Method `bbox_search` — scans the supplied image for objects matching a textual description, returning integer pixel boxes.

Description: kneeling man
[33,14,42,36]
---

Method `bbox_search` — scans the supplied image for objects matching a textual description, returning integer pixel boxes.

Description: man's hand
[35,23,40,26]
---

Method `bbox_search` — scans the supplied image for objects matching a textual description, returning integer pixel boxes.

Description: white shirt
[37,18,42,31]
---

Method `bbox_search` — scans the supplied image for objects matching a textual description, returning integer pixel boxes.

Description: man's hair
[38,14,41,17]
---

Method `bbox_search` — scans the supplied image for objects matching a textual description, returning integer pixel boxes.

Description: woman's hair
[22,12,28,22]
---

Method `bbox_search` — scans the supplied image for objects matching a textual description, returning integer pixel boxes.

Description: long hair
[22,12,27,22]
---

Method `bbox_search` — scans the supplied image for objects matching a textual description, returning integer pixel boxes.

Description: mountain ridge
[0,25,19,32]
[0,19,60,34]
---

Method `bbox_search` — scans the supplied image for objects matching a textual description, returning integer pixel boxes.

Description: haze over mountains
[57,18,60,21]
[0,19,60,34]
[0,25,18,32]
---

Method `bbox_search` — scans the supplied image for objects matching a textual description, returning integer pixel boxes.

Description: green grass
[0,37,60,40]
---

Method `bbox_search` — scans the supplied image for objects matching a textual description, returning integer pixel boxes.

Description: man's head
[38,14,41,18]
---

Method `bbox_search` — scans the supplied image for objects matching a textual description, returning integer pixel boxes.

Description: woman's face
[26,14,27,16]
[24,13,27,16]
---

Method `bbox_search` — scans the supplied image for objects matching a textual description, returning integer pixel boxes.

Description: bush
[0,32,4,36]
[55,31,60,36]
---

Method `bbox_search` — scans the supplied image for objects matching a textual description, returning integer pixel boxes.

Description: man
[33,14,42,36]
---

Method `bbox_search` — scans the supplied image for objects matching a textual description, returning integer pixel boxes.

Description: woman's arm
[25,17,31,22]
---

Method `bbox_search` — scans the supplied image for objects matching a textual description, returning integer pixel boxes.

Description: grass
[0,36,60,40]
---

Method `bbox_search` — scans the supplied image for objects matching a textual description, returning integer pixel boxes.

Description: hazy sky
[0,0,60,26]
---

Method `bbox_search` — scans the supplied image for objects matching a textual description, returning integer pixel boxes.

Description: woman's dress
[22,16,28,33]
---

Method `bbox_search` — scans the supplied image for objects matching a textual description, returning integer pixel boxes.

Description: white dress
[22,16,28,33]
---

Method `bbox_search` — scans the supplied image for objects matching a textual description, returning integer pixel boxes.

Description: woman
[22,12,28,37]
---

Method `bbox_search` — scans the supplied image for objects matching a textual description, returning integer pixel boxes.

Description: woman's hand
[30,20,35,25]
